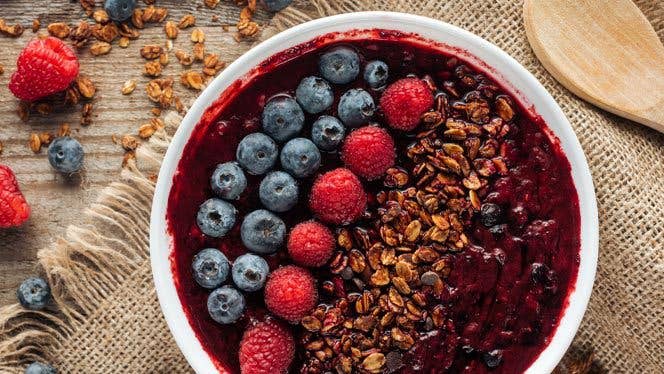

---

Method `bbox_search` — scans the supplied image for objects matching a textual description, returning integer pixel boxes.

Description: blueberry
[480,203,503,227]
[47,137,84,174]
[280,138,321,178]
[319,46,360,84]
[311,115,345,151]
[196,198,237,238]
[210,162,247,200]
[17,277,50,310]
[25,362,57,374]
[295,76,334,114]
[482,349,503,368]
[363,60,389,89]
[259,171,299,212]
[207,285,245,324]
[337,88,375,127]
[240,209,286,254]
[104,0,137,22]
[232,253,269,292]
[262,0,293,12]
[192,248,230,289]
[261,96,305,143]
[236,133,278,175]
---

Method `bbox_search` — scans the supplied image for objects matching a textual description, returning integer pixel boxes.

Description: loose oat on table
[90,41,111,56]
[164,21,178,39]
[178,14,196,29]
[122,79,137,95]
[29,133,42,153]
[76,76,96,99]
[0,19,24,37]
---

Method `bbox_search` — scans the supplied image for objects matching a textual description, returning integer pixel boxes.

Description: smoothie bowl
[150,12,598,374]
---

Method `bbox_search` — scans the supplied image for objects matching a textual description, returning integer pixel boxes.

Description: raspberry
[264,266,317,322]
[239,318,295,374]
[379,77,434,131]
[0,165,30,228]
[309,168,366,225]
[9,37,79,101]
[341,126,395,180]
[287,221,334,267]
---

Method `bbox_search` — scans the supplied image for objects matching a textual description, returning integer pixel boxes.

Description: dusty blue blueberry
[259,171,298,212]
[192,248,230,289]
[337,88,375,127]
[319,46,360,84]
[296,76,334,114]
[25,362,57,374]
[196,198,237,238]
[47,137,84,174]
[261,96,304,143]
[280,138,321,178]
[17,277,50,310]
[210,162,247,200]
[240,209,286,254]
[231,253,269,292]
[207,285,245,324]
[262,0,293,12]
[363,60,389,89]
[311,115,345,151]
[236,133,278,175]
[104,0,137,22]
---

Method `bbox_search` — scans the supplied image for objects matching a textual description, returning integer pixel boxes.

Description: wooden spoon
[523,0,664,133]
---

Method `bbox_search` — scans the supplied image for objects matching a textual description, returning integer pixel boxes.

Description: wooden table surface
[0,0,272,305]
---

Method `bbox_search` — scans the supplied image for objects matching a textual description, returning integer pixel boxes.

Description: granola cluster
[298,67,519,373]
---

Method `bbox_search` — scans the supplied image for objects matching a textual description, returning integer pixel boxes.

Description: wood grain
[523,0,664,133]
[0,0,272,305]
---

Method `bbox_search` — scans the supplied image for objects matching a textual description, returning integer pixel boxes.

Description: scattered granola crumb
[164,21,178,39]
[191,28,205,43]
[76,75,96,99]
[121,135,139,151]
[81,102,93,126]
[90,41,112,56]
[0,19,24,37]
[178,14,196,29]
[39,132,54,146]
[144,60,163,77]
[181,70,204,90]
[32,19,40,33]
[58,123,71,137]
[205,0,221,9]
[122,79,137,95]
[29,133,42,153]
[47,22,71,39]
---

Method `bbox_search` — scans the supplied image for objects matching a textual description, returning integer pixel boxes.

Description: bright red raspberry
[239,318,295,374]
[9,37,79,101]
[264,266,317,322]
[287,221,334,267]
[309,168,366,225]
[380,77,434,131]
[341,126,395,180]
[0,165,30,228]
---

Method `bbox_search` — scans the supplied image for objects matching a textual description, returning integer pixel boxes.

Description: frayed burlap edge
[0,111,183,373]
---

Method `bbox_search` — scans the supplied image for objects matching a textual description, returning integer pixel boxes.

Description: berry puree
[166,29,580,373]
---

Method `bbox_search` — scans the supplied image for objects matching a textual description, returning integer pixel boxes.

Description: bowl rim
[150,11,598,374]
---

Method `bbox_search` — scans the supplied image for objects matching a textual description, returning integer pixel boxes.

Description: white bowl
[150,11,598,374]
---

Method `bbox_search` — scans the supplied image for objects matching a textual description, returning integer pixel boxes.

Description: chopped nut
[122,79,137,95]
[141,44,163,59]
[177,14,196,29]
[0,19,24,37]
[93,10,110,24]
[190,28,205,43]
[193,42,205,61]
[90,41,111,56]
[121,135,139,151]
[164,21,178,39]
[76,76,96,99]
[180,70,204,90]
[47,22,70,38]
[175,50,193,66]
[144,60,162,77]
[29,133,41,153]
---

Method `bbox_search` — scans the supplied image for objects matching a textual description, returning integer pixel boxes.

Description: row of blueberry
[193,47,391,325]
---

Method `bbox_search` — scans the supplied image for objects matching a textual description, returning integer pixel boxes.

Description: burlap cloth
[1,0,662,373]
